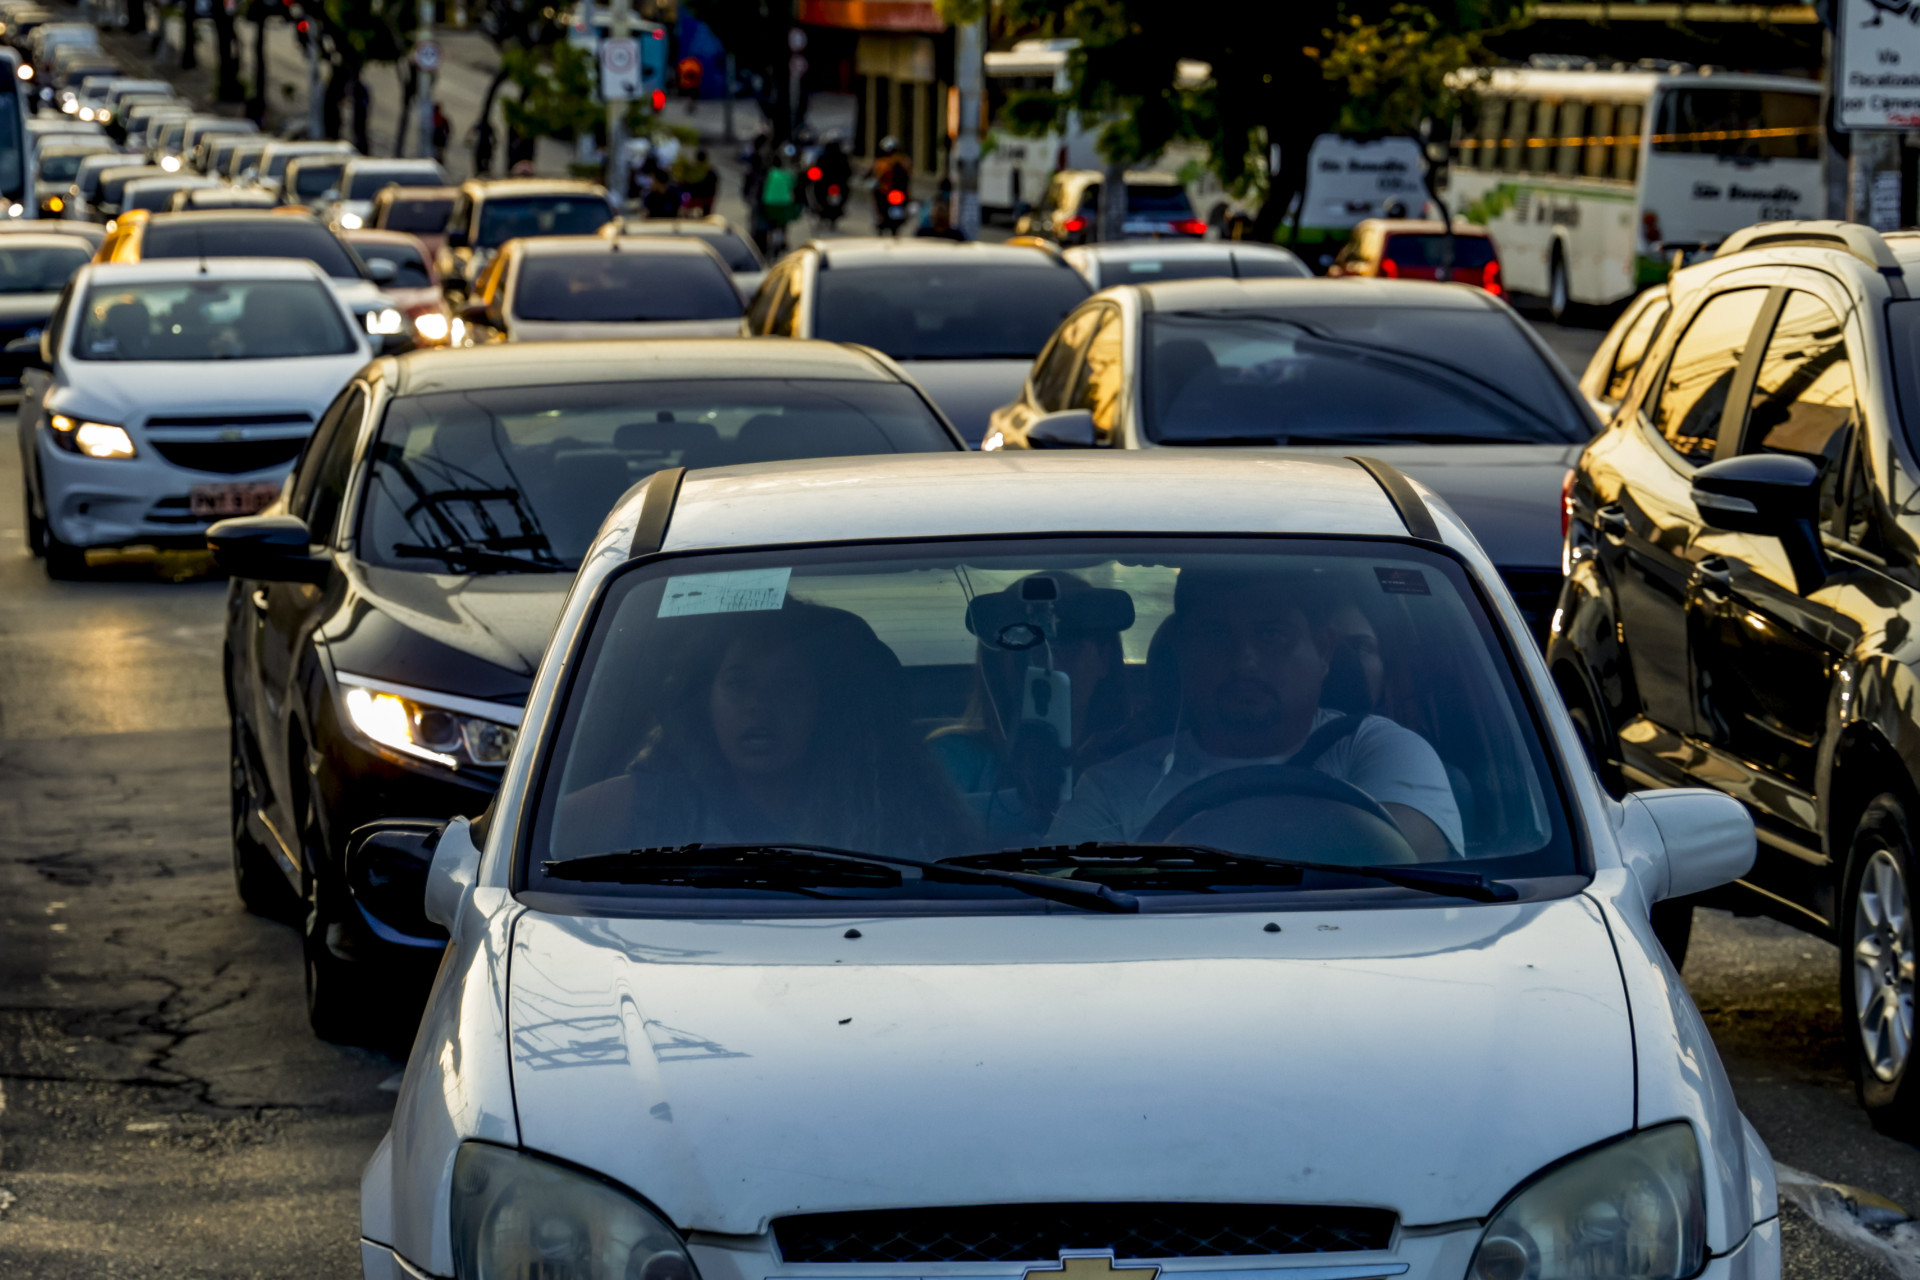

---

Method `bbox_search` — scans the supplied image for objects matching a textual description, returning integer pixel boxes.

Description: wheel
[1548,250,1571,323]
[23,481,43,557]
[42,525,87,580]
[297,768,384,1043]
[230,723,297,921]
[1844,796,1920,1134]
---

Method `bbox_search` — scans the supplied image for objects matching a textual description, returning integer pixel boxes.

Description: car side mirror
[446,227,469,249]
[457,300,498,331]
[1690,453,1829,592]
[6,334,47,368]
[423,815,483,930]
[205,514,330,583]
[1618,788,1754,906]
[364,256,397,283]
[345,819,448,942]
[1026,408,1098,449]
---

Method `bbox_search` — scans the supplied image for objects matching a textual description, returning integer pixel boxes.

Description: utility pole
[951,13,982,239]
[606,0,634,199]
[305,15,322,140]
[416,0,436,160]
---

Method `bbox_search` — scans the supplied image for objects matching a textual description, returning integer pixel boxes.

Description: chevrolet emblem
[1023,1255,1159,1280]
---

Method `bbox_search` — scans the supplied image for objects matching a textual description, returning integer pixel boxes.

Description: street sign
[601,36,641,100]
[1835,0,1920,131]
[413,40,440,72]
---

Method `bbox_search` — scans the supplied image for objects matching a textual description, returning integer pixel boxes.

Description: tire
[23,481,44,557]
[230,723,297,921]
[297,768,384,1044]
[42,526,87,580]
[1548,250,1571,323]
[1843,795,1920,1136]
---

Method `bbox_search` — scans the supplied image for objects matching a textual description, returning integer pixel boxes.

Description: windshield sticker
[1374,566,1430,596]
[658,568,792,618]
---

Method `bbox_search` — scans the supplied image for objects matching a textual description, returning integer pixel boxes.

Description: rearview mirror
[1618,788,1754,905]
[345,819,448,942]
[1025,408,1098,449]
[1690,453,1828,592]
[205,513,329,583]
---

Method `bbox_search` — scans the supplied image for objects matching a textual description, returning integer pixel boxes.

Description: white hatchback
[351,453,1780,1280]
[17,257,371,576]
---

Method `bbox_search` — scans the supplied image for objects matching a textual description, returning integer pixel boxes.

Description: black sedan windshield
[1146,308,1590,445]
[476,196,612,248]
[0,243,90,292]
[357,379,957,573]
[514,252,742,322]
[138,219,365,280]
[814,263,1090,359]
[524,539,1573,913]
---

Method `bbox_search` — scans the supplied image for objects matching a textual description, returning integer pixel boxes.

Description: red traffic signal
[650,89,666,110]
[886,188,906,206]
[806,166,822,181]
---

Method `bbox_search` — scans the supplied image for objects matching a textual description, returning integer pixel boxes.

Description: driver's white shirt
[1045,709,1465,852]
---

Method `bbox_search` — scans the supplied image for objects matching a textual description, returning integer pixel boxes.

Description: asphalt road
[0,320,1917,1277]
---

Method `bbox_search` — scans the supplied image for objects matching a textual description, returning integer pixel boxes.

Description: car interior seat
[733,411,889,464]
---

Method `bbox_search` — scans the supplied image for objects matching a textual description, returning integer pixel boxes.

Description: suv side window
[744,265,785,334]
[1031,308,1098,411]
[1742,290,1856,525]
[1072,307,1124,443]
[1648,287,1768,465]
[1605,296,1669,403]
[290,386,366,542]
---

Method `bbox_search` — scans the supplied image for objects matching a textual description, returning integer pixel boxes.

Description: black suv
[1553,221,1920,1132]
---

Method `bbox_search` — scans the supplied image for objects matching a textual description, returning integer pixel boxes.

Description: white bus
[980,39,1097,221]
[1447,67,1821,316]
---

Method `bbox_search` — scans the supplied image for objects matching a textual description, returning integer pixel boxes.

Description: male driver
[1046,567,1461,858]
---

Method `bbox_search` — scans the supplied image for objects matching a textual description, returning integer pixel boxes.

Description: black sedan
[210,339,967,1041]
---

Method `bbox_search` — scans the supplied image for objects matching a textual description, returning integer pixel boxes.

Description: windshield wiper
[946,842,1519,903]
[391,542,567,573]
[545,843,1139,912]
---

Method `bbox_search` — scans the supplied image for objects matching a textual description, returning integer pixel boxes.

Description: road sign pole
[416,0,435,160]
[952,14,983,239]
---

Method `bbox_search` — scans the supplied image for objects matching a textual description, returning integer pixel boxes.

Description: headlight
[159,155,181,172]
[451,1143,698,1280]
[341,681,518,770]
[412,310,450,342]
[60,98,75,112]
[1469,1124,1705,1280]
[48,414,136,459]
[364,306,405,336]
[338,210,363,229]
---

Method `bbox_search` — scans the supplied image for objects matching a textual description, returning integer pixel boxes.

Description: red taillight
[1378,258,1399,278]
[1175,218,1207,236]
[1642,210,1662,245]
[1561,469,1576,541]
[806,166,822,181]
[1483,258,1502,297]
[828,184,841,197]
[886,188,906,206]
[1062,216,1086,233]
[650,89,666,110]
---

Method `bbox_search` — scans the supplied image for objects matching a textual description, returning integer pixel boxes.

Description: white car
[343,452,1781,1280]
[16,257,372,577]
[324,157,450,230]
[1060,239,1311,289]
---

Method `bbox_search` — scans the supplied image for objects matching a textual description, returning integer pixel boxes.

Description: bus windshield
[1653,87,1819,161]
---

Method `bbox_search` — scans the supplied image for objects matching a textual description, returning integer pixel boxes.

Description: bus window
[1527,100,1556,173]
[1612,104,1642,183]
[1501,96,1528,172]
[1554,101,1585,176]
[1653,87,1819,161]
[1472,97,1506,171]
[1583,103,1615,180]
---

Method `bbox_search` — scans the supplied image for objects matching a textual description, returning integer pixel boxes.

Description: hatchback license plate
[189,482,279,519]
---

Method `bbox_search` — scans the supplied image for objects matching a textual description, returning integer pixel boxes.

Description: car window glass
[1072,309,1124,442]
[1604,296,1670,403]
[288,386,358,527]
[813,263,1091,360]
[381,196,453,235]
[1842,435,1889,556]
[1031,308,1098,411]
[514,252,741,323]
[353,240,432,289]
[770,269,802,335]
[1743,290,1856,522]
[301,388,366,541]
[137,220,364,280]
[71,278,358,362]
[1647,287,1767,465]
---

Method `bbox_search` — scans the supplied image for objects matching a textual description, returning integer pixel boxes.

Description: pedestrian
[915,180,965,241]
[757,145,801,256]
[472,118,495,177]
[431,103,451,165]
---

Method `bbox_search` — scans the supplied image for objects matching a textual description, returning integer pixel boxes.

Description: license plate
[189,482,279,519]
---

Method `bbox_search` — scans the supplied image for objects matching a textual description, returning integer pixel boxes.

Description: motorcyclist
[868,136,913,234]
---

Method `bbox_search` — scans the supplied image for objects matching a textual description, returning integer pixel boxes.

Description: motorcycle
[876,185,912,236]
[807,164,848,229]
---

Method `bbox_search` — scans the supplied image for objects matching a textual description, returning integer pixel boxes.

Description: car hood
[893,358,1031,446]
[509,896,1633,1232]
[322,565,574,701]
[1174,442,1581,571]
[50,351,368,423]
[508,317,742,342]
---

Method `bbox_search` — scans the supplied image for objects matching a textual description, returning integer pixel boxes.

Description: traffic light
[638,20,668,104]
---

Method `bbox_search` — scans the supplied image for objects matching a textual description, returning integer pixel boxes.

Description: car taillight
[886,188,906,206]
[1175,218,1208,236]
[651,89,666,110]
[1062,216,1086,233]
[1642,210,1662,246]
[806,166,822,181]
[1483,258,1502,297]
[1378,258,1399,278]
[1561,468,1576,540]
[828,184,841,197]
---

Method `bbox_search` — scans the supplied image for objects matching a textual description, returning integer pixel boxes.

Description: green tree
[991,0,1524,238]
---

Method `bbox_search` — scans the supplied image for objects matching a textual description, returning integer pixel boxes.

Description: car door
[1604,282,1774,782]
[998,306,1099,446]
[253,382,365,843]
[17,280,70,495]
[1066,304,1124,445]
[1686,282,1864,866]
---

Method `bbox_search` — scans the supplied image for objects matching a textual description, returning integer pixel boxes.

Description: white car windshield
[525,539,1575,912]
[72,279,358,361]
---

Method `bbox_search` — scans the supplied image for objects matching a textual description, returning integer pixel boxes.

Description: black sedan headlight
[1469,1124,1706,1280]
[339,680,518,770]
[452,1143,698,1280]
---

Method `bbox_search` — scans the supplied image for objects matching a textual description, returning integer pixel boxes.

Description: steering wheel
[1137,764,1418,866]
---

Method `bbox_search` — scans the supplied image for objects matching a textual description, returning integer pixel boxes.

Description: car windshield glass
[0,243,88,292]
[37,149,101,182]
[814,262,1090,359]
[224,145,266,177]
[138,220,364,280]
[524,538,1573,912]
[514,252,741,322]
[347,167,440,199]
[1383,236,1497,268]
[700,230,759,271]
[125,181,203,212]
[476,195,611,248]
[290,160,346,199]
[265,149,341,179]
[1108,255,1244,283]
[380,196,451,233]
[1127,184,1194,214]
[98,168,160,203]
[354,240,430,288]
[71,278,357,361]
[357,379,956,574]
[1145,308,1588,445]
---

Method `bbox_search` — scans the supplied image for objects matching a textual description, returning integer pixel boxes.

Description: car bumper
[37,434,292,550]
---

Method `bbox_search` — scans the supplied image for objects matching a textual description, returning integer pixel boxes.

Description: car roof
[1354,218,1492,237]
[0,232,95,249]
[341,227,428,249]
[1068,241,1298,262]
[81,256,331,283]
[375,184,456,199]
[463,178,607,199]
[810,238,1071,269]
[1132,277,1502,311]
[649,453,1415,554]
[514,234,715,258]
[381,338,902,396]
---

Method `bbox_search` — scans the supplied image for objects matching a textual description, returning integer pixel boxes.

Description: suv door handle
[1696,556,1734,594]
[1595,505,1629,542]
